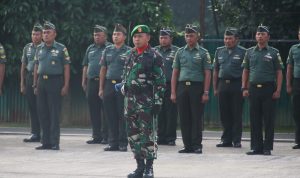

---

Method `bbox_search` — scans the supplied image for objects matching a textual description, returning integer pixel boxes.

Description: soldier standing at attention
[286,27,300,149]
[213,27,246,148]
[21,23,43,143]
[99,24,131,152]
[118,25,165,178]
[154,27,179,146]
[82,25,111,144]
[242,25,283,155]
[0,43,6,96]
[33,21,71,150]
[171,24,212,154]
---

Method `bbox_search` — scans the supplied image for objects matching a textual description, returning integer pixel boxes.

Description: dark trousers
[87,78,107,140]
[249,82,275,151]
[218,79,243,144]
[158,82,177,142]
[103,80,127,147]
[177,82,204,150]
[25,73,40,136]
[37,76,63,145]
[292,79,300,144]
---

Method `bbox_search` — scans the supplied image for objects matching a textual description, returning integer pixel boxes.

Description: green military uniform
[35,21,71,149]
[173,40,212,151]
[287,42,300,146]
[0,43,6,95]
[22,41,42,140]
[155,37,179,145]
[243,26,283,153]
[82,29,111,143]
[213,27,246,147]
[101,42,131,150]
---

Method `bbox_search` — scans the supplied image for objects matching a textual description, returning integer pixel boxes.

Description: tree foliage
[0,0,172,75]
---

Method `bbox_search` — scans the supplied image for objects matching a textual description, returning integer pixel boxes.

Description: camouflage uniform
[123,46,166,159]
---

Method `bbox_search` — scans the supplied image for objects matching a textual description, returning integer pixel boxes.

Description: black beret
[114,24,127,35]
[160,27,172,36]
[43,21,55,30]
[33,23,43,32]
[257,25,269,33]
[185,24,199,34]
[224,27,239,37]
[94,25,107,33]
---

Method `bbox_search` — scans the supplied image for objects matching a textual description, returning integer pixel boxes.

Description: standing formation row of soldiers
[1,22,300,178]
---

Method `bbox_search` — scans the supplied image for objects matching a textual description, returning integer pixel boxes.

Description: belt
[90,77,99,81]
[219,78,241,84]
[39,74,62,80]
[250,82,274,88]
[179,81,203,86]
[106,79,121,84]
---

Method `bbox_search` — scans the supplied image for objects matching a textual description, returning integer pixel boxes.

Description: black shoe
[263,150,271,155]
[104,145,119,151]
[128,159,145,178]
[216,142,233,147]
[193,148,202,154]
[143,159,154,178]
[86,138,102,144]
[23,134,40,143]
[246,150,263,155]
[292,144,300,149]
[100,138,108,144]
[167,141,176,146]
[119,146,128,152]
[233,142,242,148]
[35,144,52,150]
[178,148,193,153]
[51,144,60,150]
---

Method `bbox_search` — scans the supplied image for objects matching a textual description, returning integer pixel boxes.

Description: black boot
[127,159,145,178]
[143,159,154,178]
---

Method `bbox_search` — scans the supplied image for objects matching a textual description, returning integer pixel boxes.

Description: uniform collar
[158,45,172,52]
[184,43,200,51]
[113,43,127,50]
[95,41,110,48]
[254,44,269,51]
[41,41,58,49]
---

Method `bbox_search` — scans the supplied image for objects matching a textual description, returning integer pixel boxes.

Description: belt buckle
[225,80,230,84]
[185,81,191,86]
[43,75,48,79]
[94,78,99,81]
[257,84,262,88]
[112,80,116,84]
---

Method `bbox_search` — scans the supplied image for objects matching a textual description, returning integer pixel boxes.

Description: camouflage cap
[114,23,127,35]
[224,27,239,37]
[43,21,55,30]
[131,25,150,37]
[257,24,269,33]
[185,24,199,34]
[159,27,172,36]
[94,25,107,33]
[32,23,43,32]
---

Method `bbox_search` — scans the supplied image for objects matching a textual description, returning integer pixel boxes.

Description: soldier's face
[159,35,172,47]
[133,33,150,48]
[224,35,238,49]
[31,31,42,45]
[185,33,198,46]
[43,29,56,44]
[112,32,126,45]
[256,32,269,44]
[94,32,106,45]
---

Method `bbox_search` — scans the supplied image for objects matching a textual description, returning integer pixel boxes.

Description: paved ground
[0,127,299,178]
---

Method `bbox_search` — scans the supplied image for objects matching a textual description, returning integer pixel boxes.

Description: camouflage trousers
[124,95,158,160]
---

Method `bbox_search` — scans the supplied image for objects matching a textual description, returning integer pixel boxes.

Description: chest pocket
[179,53,188,67]
[88,50,96,62]
[105,54,113,64]
[293,51,300,65]
[249,53,258,66]
[50,50,61,66]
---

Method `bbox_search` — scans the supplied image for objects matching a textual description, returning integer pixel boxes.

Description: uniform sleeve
[21,46,27,64]
[82,47,89,66]
[242,50,250,69]
[172,50,181,69]
[0,44,7,64]
[63,47,71,64]
[100,48,107,67]
[286,47,294,66]
[274,51,284,70]
[213,49,219,70]
[153,52,166,105]
[202,51,212,70]
[34,46,41,65]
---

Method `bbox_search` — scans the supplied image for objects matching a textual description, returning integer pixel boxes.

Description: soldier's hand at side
[98,89,104,98]
[34,87,38,95]
[20,84,26,94]
[213,89,218,96]
[286,85,292,95]
[243,90,249,97]
[201,94,209,103]
[61,86,69,96]
[170,93,176,103]
[272,90,281,99]
[82,83,87,92]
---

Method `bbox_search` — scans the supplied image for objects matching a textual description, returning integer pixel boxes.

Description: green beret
[257,25,269,33]
[33,23,43,32]
[114,23,127,35]
[43,21,55,30]
[224,27,239,37]
[131,25,150,37]
[94,25,107,33]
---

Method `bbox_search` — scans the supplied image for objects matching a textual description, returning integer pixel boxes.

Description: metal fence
[0,39,298,129]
